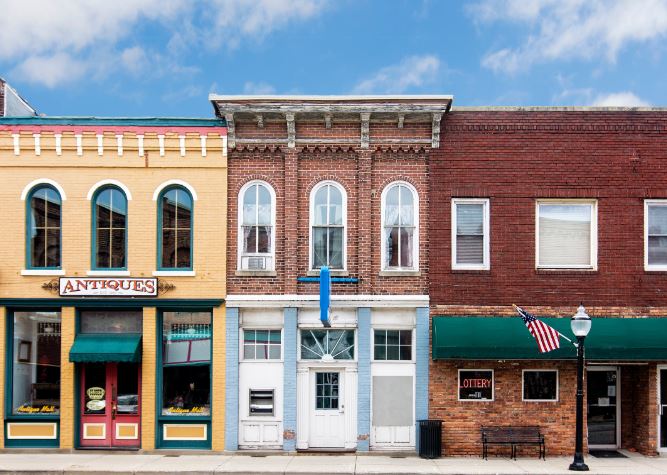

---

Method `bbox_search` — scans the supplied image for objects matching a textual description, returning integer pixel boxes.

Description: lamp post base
[569,459,589,471]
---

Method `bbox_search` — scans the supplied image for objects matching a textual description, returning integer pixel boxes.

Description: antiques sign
[59,277,158,297]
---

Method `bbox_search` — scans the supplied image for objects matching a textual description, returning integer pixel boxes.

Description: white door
[309,371,345,448]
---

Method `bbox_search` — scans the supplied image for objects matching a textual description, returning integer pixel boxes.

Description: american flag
[514,305,561,353]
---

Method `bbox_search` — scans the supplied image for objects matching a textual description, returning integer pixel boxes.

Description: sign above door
[58,277,158,297]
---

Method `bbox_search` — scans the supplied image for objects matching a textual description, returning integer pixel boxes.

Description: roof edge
[452,106,667,112]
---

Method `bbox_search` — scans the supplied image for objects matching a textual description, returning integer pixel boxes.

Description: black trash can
[418,419,442,459]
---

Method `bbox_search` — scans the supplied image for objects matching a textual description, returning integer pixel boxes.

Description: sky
[1,0,666,117]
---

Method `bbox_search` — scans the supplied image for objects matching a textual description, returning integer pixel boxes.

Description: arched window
[27,185,62,268]
[238,181,275,271]
[159,186,193,269]
[310,181,346,270]
[381,182,418,270]
[92,186,128,269]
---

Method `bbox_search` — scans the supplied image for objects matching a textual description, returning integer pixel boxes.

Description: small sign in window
[459,370,493,401]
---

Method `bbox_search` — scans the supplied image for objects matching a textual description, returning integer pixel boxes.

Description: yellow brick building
[0,117,227,450]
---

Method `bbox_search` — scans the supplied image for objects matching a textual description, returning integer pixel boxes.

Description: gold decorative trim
[41,279,59,294]
[157,280,176,294]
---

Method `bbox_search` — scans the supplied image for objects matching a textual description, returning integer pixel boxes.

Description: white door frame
[587,365,621,450]
[657,365,667,453]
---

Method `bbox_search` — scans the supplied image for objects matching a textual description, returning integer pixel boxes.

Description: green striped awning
[432,316,667,361]
[69,334,142,363]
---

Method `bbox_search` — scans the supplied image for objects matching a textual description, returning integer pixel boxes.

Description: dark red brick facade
[429,110,667,456]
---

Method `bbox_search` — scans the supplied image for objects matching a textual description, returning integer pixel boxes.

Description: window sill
[451,269,491,274]
[153,270,196,277]
[87,270,131,276]
[235,270,277,277]
[535,268,598,275]
[21,269,65,276]
[306,270,349,277]
[378,270,421,277]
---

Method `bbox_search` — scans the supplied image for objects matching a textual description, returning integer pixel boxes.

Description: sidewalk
[1,452,667,475]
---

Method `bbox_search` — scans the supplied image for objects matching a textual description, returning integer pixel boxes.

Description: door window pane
[587,370,617,446]
[84,363,106,414]
[12,312,61,415]
[116,363,139,414]
[538,203,593,267]
[316,372,339,410]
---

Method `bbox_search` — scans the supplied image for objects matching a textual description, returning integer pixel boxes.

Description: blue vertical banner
[320,266,331,327]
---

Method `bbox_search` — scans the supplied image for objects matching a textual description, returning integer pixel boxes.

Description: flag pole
[512,304,577,347]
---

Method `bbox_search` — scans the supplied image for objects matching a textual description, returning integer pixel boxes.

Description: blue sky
[1,0,666,117]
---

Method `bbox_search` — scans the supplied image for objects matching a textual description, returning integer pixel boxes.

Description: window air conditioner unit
[247,257,266,270]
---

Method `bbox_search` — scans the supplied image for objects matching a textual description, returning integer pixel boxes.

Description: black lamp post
[569,304,591,472]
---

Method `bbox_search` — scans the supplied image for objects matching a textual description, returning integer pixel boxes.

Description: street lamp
[569,304,591,471]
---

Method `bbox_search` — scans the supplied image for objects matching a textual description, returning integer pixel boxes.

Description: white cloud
[0,0,329,87]
[352,55,441,94]
[243,81,277,94]
[12,53,88,88]
[591,92,651,107]
[471,0,667,74]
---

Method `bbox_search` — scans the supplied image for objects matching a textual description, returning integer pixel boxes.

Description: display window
[458,369,494,401]
[11,311,61,415]
[161,311,211,416]
[523,370,558,401]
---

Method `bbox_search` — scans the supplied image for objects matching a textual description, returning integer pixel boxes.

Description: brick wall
[227,120,430,296]
[430,111,667,307]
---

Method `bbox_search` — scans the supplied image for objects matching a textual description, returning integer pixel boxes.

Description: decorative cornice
[256,114,264,128]
[444,123,667,134]
[324,113,332,129]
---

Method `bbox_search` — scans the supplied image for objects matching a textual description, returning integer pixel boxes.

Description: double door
[80,363,141,447]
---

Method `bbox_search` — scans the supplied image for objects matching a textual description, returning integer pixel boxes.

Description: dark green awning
[432,316,667,361]
[69,334,142,363]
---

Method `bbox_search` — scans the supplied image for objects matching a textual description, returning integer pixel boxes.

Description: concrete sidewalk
[0,452,666,475]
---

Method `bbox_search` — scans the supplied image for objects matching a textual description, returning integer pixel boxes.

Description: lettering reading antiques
[59,277,157,297]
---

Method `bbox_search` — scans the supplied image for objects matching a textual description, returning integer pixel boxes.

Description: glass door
[587,367,619,448]
[79,363,141,448]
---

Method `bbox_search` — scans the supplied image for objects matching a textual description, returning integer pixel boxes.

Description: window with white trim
[238,181,275,271]
[536,201,596,269]
[310,181,346,270]
[382,182,418,270]
[522,370,558,401]
[452,199,490,269]
[373,329,412,360]
[645,200,667,269]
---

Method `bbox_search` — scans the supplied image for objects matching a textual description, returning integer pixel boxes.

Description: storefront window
[162,311,211,416]
[12,311,61,415]
[523,370,558,401]
[458,369,494,401]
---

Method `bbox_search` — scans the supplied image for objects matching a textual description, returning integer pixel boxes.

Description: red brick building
[429,108,667,456]
[212,96,450,452]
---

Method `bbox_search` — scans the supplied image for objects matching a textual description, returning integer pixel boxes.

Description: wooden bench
[481,426,545,460]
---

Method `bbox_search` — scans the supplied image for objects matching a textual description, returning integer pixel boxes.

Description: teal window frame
[156,309,212,449]
[25,185,62,270]
[157,186,194,271]
[91,185,128,271]
[4,308,62,448]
